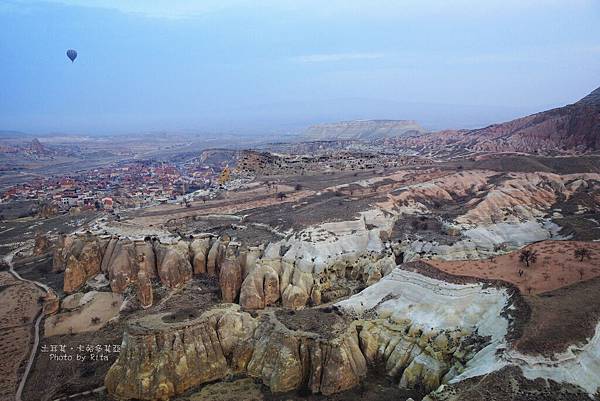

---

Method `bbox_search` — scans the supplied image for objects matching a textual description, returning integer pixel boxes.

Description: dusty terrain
[427,240,600,295]
[2,112,600,401]
[393,86,600,155]
[0,272,44,400]
[514,277,600,356]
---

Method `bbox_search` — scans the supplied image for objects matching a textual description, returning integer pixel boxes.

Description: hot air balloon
[66,49,77,63]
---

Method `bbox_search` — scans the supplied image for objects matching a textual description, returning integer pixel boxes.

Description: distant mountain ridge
[397,86,600,154]
[302,119,426,141]
[578,86,600,106]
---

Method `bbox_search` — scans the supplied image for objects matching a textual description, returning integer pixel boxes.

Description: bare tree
[519,249,538,268]
[574,247,592,262]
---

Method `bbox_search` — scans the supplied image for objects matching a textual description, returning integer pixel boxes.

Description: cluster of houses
[1,159,227,213]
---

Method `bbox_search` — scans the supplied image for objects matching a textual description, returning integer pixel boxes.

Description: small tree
[294,184,302,191]
[574,247,592,262]
[91,316,101,324]
[519,249,538,268]
[276,192,287,201]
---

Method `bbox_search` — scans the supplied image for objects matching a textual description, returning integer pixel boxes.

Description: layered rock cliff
[53,208,398,310]
[105,268,504,400]
[395,86,600,154]
[105,305,368,399]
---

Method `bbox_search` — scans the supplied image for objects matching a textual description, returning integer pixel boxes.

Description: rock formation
[54,235,197,302]
[62,234,106,293]
[154,241,193,288]
[189,237,210,274]
[105,305,256,400]
[136,269,153,308]
[105,305,369,400]
[104,274,499,401]
[52,234,68,272]
[239,264,280,310]
[207,235,229,276]
[42,289,60,315]
[33,232,50,256]
[395,86,600,154]
[247,312,367,395]
[55,215,398,308]
[219,245,242,303]
[358,319,481,392]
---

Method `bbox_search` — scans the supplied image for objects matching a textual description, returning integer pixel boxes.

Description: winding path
[3,248,49,401]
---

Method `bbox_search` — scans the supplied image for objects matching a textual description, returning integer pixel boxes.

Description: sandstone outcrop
[219,245,242,302]
[189,237,210,275]
[105,306,369,400]
[154,242,193,288]
[239,264,280,309]
[358,319,481,392]
[55,234,202,303]
[42,288,60,315]
[104,291,496,401]
[63,235,106,293]
[136,270,153,308]
[34,232,50,256]
[281,284,309,309]
[105,305,256,400]
[52,234,67,272]
[135,240,158,279]
[105,239,137,293]
[56,218,398,308]
[207,235,229,276]
[247,312,367,395]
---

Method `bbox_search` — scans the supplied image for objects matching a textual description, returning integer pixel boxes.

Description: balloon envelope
[66,49,77,62]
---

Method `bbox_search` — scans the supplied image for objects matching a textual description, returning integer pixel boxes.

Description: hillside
[398,86,600,154]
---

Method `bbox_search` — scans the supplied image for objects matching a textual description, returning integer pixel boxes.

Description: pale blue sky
[1,0,599,135]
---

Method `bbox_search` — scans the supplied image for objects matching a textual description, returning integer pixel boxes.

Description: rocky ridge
[53,209,399,310]
[394,86,600,154]
[105,281,493,401]
[53,168,600,312]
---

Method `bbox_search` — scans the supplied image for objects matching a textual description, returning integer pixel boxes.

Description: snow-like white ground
[505,323,600,395]
[405,219,564,262]
[338,268,600,397]
[337,268,509,336]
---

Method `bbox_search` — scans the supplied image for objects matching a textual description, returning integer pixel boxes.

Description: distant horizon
[1,87,595,138]
[1,0,599,135]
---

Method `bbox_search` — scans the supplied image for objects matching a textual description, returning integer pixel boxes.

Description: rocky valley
[1,87,600,401]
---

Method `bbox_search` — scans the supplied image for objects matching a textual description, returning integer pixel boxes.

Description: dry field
[428,240,600,295]
[44,292,123,337]
[0,272,44,400]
